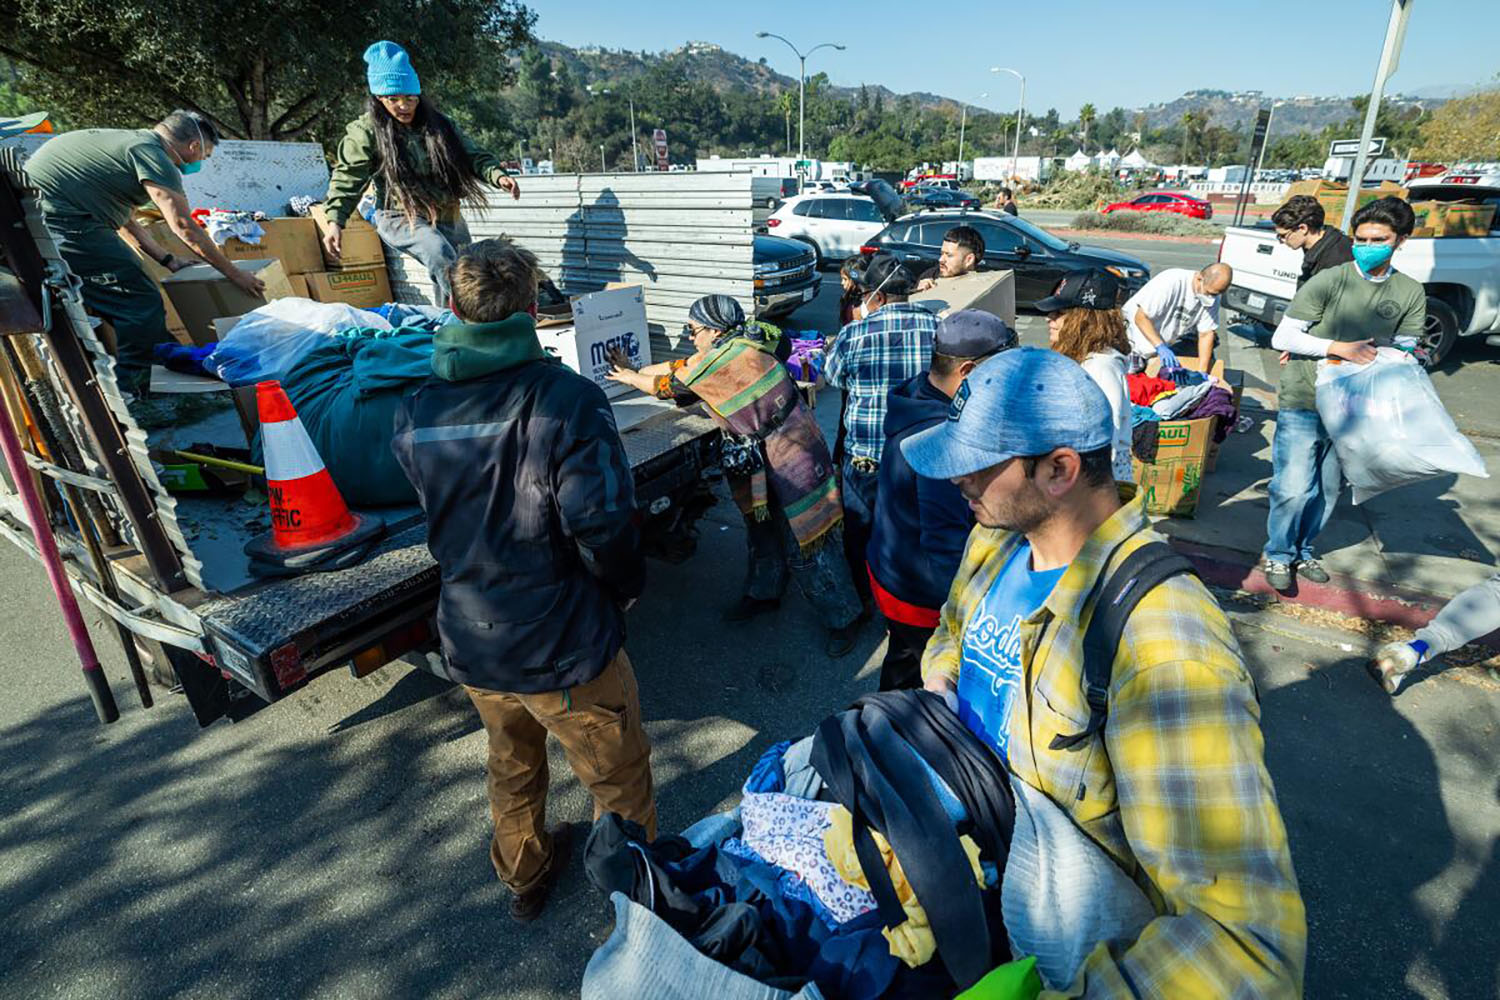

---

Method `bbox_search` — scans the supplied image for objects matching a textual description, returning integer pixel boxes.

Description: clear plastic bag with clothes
[1315,347,1488,504]
[207,297,391,387]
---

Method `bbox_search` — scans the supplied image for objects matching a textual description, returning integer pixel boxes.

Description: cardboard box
[219,218,324,275]
[1131,360,1241,517]
[309,204,385,270]
[909,269,1017,328]
[1408,200,1497,238]
[537,285,651,400]
[304,268,393,309]
[161,259,293,346]
[1309,181,1407,227]
[287,273,311,299]
[123,221,194,343]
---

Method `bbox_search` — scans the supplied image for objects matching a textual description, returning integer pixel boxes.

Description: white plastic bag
[208,297,390,387]
[1315,347,1488,503]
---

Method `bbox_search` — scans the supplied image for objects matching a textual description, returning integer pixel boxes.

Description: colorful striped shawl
[681,336,842,550]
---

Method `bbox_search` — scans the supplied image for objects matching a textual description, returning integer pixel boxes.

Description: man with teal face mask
[23,110,264,395]
[1260,196,1427,592]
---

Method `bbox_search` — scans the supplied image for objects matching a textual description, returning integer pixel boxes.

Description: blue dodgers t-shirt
[957,542,1067,761]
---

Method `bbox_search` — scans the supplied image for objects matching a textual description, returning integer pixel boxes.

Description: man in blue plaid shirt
[824,252,938,600]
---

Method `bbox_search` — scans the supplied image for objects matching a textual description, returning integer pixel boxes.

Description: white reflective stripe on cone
[261,417,327,482]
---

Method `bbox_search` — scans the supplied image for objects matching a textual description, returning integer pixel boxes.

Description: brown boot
[509,823,574,923]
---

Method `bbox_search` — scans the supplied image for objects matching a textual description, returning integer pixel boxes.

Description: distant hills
[538,40,1441,134]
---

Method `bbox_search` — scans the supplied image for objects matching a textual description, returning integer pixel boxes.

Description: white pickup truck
[1218,170,1500,366]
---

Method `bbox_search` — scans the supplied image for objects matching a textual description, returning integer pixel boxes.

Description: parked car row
[757,174,1152,314]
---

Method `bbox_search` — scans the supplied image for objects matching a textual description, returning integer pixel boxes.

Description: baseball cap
[1033,268,1121,313]
[933,309,1018,358]
[902,347,1114,480]
[851,251,919,296]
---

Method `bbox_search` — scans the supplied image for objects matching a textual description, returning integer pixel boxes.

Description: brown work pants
[464,649,657,894]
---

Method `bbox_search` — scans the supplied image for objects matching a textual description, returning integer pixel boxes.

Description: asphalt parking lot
[1,234,1497,999]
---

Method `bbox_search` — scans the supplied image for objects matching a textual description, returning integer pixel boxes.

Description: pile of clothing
[785,336,829,384]
[190,207,267,246]
[1126,368,1238,462]
[582,691,1016,999]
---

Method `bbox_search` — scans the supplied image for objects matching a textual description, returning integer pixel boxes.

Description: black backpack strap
[1049,541,1197,751]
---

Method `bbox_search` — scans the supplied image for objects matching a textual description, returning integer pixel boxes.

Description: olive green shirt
[323,113,509,227]
[24,128,183,229]
[1278,262,1427,411]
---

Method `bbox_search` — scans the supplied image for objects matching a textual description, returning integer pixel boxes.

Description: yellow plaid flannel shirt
[922,498,1306,997]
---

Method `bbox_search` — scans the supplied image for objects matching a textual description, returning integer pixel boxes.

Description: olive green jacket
[323,113,509,227]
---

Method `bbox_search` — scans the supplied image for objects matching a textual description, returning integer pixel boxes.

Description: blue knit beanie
[363,41,421,96]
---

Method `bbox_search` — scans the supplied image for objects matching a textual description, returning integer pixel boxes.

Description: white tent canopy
[1097,148,1121,167]
[1064,149,1093,172]
[1119,149,1153,169]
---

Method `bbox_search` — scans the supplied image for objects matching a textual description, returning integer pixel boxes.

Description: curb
[1043,226,1222,245]
[1167,536,1459,635]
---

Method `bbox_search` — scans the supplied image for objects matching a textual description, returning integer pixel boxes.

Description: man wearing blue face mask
[1260,196,1427,592]
[23,110,264,395]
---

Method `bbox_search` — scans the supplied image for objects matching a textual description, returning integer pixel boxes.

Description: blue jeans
[840,459,880,602]
[373,210,471,306]
[1264,408,1342,565]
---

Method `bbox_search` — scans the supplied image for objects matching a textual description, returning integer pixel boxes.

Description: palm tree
[776,91,796,156]
[1078,103,1096,152]
[1179,110,1208,163]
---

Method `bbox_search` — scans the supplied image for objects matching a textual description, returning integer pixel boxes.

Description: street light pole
[628,97,639,173]
[757,32,845,190]
[991,67,1025,178]
[600,144,606,172]
[957,92,987,177]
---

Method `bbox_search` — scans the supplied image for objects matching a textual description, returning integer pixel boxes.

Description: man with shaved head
[1122,263,1233,371]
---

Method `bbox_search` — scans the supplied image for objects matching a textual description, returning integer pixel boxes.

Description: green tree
[1078,103,1096,151]
[0,0,535,144]
[1415,88,1500,161]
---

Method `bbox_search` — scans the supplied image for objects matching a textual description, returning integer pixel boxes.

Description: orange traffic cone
[243,380,384,576]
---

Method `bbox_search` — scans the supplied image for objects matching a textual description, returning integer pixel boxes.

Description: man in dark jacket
[1272,194,1354,289]
[866,310,1018,690]
[391,239,655,923]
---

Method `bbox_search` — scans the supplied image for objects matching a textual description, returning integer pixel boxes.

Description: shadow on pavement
[1260,654,1496,999]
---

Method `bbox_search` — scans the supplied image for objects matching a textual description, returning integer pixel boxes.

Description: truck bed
[138,399,718,701]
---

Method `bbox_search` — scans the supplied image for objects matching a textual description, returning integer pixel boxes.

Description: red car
[1101,191,1213,220]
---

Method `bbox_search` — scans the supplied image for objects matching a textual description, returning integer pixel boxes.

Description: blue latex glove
[1154,341,1180,370]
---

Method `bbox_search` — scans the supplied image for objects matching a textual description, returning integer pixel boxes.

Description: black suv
[861,209,1152,307]
[754,234,820,320]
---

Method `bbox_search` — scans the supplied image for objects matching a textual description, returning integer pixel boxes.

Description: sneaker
[724,596,780,623]
[1367,641,1420,696]
[1297,558,1331,584]
[510,823,574,923]
[1261,559,1293,592]
[826,624,857,658]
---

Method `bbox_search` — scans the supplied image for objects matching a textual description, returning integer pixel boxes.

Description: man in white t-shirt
[1122,264,1232,370]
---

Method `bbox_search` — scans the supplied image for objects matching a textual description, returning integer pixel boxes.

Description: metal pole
[600,144,606,172]
[0,373,117,723]
[798,54,805,190]
[629,98,639,173]
[1015,76,1025,176]
[958,104,967,171]
[1342,0,1413,231]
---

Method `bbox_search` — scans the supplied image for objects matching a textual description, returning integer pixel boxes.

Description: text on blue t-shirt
[957,541,1067,761]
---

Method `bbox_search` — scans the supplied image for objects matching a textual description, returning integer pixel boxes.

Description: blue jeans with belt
[1263,408,1342,565]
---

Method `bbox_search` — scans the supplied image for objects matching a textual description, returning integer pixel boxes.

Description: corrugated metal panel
[390,171,756,358]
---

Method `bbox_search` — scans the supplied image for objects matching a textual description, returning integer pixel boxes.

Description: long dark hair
[368,94,487,223]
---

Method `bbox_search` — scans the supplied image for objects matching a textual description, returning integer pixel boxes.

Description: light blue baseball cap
[902,347,1114,480]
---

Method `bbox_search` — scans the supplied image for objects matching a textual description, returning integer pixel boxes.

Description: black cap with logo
[1033,268,1122,313]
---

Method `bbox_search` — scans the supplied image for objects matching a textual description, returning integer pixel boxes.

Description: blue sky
[525,0,1496,117]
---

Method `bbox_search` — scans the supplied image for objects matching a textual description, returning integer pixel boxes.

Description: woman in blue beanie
[322,40,521,305]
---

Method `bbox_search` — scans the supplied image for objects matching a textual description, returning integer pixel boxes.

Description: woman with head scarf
[322,41,520,306]
[608,295,863,656]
